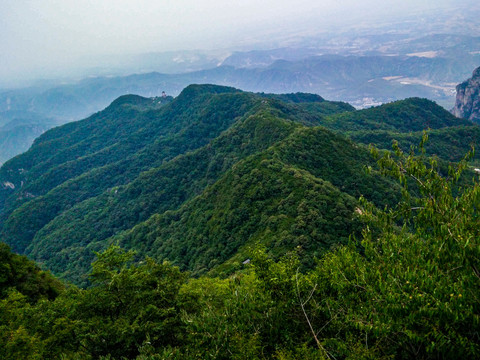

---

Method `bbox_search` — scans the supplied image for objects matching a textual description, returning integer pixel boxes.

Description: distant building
[162,91,167,98]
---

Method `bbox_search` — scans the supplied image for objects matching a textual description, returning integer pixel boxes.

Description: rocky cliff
[452,66,480,122]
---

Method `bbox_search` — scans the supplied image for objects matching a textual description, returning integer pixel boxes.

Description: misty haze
[1,1,480,359]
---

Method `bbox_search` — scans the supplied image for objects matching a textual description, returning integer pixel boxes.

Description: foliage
[0,243,62,302]
[348,125,480,163]
[0,88,261,253]
[1,86,479,358]
[118,152,362,276]
[323,97,471,132]
[0,87,471,286]
[0,85,388,284]
[0,245,187,359]
[1,136,480,359]
[25,110,300,285]
[303,137,480,358]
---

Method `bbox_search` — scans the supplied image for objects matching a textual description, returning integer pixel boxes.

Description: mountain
[114,126,400,277]
[0,112,58,165]
[323,97,480,163]
[349,125,480,163]
[1,38,479,165]
[0,122,54,165]
[221,48,323,68]
[323,97,471,132]
[0,84,479,359]
[452,66,480,123]
[0,86,359,285]
[0,84,474,286]
[0,55,471,126]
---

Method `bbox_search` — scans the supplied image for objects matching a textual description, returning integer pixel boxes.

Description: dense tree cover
[0,86,355,282]
[27,112,300,285]
[0,141,478,359]
[117,154,362,276]
[258,92,356,116]
[0,243,62,302]
[21,118,402,285]
[115,126,400,276]
[0,89,257,250]
[322,97,471,132]
[348,125,480,164]
[0,86,475,287]
[0,85,354,257]
[0,245,186,359]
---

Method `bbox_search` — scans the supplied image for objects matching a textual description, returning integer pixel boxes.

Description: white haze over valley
[0,0,474,88]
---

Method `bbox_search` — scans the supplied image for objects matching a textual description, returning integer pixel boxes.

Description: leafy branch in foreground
[311,135,480,358]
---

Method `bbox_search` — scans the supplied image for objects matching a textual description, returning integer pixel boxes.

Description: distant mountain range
[1,32,479,165]
[0,113,57,164]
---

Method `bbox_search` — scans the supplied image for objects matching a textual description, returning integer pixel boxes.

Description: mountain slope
[349,125,480,163]
[0,85,470,285]
[0,86,351,261]
[322,97,471,132]
[0,87,263,251]
[25,112,300,283]
[27,124,401,284]
[1,50,476,164]
[115,126,400,278]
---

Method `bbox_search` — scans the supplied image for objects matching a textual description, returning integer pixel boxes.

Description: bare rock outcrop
[452,67,480,122]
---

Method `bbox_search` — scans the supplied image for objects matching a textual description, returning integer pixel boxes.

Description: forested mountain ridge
[0,85,344,212]
[114,126,401,278]
[0,84,479,359]
[0,85,353,276]
[0,85,476,287]
[1,43,477,165]
[325,97,471,132]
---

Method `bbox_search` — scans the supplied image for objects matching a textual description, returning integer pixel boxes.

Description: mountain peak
[109,94,150,106]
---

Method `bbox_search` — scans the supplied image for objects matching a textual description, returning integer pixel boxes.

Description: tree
[66,245,187,359]
[307,135,480,358]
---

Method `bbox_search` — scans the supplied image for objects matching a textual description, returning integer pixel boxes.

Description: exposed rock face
[452,67,480,122]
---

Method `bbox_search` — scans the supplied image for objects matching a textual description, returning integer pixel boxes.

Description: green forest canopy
[0,138,478,359]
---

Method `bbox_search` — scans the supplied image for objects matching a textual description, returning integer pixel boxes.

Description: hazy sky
[0,0,467,87]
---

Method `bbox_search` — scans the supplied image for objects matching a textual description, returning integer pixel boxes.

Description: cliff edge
[452,66,480,122]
